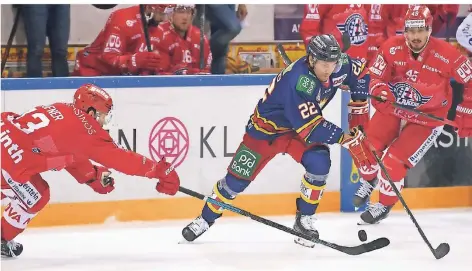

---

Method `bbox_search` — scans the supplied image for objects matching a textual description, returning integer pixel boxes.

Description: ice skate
[1,239,23,258]
[181,216,214,242]
[353,178,378,210]
[293,211,319,248]
[359,202,393,225]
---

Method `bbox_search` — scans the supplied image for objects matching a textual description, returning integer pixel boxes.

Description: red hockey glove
[129,52,162,73]
[455,102,472,138]
[348,100,369,130]
[370,82,395,114]
[145,158,180,196]
[85,166,115,194]
[341,127,379,181]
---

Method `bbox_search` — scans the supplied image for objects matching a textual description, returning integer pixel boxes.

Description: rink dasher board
[1,76,465,226]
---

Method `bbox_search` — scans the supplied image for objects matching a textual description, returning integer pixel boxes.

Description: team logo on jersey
[390,82,432,109]
[148,117,189,168]
[332,74,347,87]
[337,13,368,46]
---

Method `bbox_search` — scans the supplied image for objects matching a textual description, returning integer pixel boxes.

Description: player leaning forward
[182,34,377,246]
[353,5,472,224]
[1,84,180,257]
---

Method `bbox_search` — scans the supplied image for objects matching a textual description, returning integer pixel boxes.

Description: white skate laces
[367,203,388,218]
[356,179,375,198]
[189,216,210,236]
[300,214,317,231]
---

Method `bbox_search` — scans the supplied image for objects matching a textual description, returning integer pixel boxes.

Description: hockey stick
[139,5,153,52]
[362,136,450,260]
[199,5,205,70]
[178,186,390,255]
[368,94,459,128]
[276,41,449,259]
[1,6,22,74]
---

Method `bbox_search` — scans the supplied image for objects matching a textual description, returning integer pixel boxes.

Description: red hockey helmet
[404,5,433,30]
[74,84,113,124]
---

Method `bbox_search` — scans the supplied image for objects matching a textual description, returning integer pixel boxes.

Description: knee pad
[301,145,331,175]
[1,174,50,240]
[206,175,250,214]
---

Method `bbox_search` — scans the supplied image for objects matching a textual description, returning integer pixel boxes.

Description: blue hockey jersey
[246,54,369,145]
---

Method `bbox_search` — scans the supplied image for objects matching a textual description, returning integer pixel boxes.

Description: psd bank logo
[148,117,189,167]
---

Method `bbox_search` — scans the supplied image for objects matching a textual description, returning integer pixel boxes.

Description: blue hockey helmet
[306,34,341,63]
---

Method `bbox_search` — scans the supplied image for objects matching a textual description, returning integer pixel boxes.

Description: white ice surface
[1,208,471,271]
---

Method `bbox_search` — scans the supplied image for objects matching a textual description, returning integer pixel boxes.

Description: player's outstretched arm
[85,131,180,195]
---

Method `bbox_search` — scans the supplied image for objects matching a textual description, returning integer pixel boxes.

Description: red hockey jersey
[74,6,161,76]
[299,4,369,61]
[1,103,158,184]
[151,21,211,74]
[369,36,472,122]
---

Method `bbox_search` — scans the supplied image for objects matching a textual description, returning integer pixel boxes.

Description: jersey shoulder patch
[295,74,316,95]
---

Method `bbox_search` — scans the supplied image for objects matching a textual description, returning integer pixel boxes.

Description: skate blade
[294,237,316,248]
[357,220,380,226]
[178,238,194,244]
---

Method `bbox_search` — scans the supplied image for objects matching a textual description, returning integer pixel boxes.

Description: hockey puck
[358,230,367,242]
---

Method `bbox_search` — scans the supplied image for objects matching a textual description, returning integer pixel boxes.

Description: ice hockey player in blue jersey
[182,34,378,247]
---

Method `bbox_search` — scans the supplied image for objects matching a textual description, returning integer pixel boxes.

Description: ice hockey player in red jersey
[299,4,369,62]
[0,83,180,257]
[151,4,212,75]
[73,5,172,76]
[353,5,472,224]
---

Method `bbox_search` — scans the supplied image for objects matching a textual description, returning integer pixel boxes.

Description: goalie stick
[363,134,450,260]
[178,186,390,256]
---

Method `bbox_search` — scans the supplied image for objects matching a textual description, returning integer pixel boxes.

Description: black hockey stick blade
[178,186,390,255]
[276,43,292,66]
[434,243,450,259]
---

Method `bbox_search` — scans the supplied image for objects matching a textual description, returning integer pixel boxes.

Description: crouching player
[181,34,377,246]
[1,83,180,257]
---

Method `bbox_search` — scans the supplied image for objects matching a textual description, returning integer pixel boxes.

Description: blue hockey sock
[201,175,250,223]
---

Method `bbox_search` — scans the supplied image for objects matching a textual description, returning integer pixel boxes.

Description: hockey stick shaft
[199,5,205,70]
[1,7,22,74]
[178,186,389,255]
[368,94,459,128]
[139,5,152,52]
[363,136,449,259]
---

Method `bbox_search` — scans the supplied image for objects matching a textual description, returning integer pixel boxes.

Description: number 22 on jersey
[262,60,297,102]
